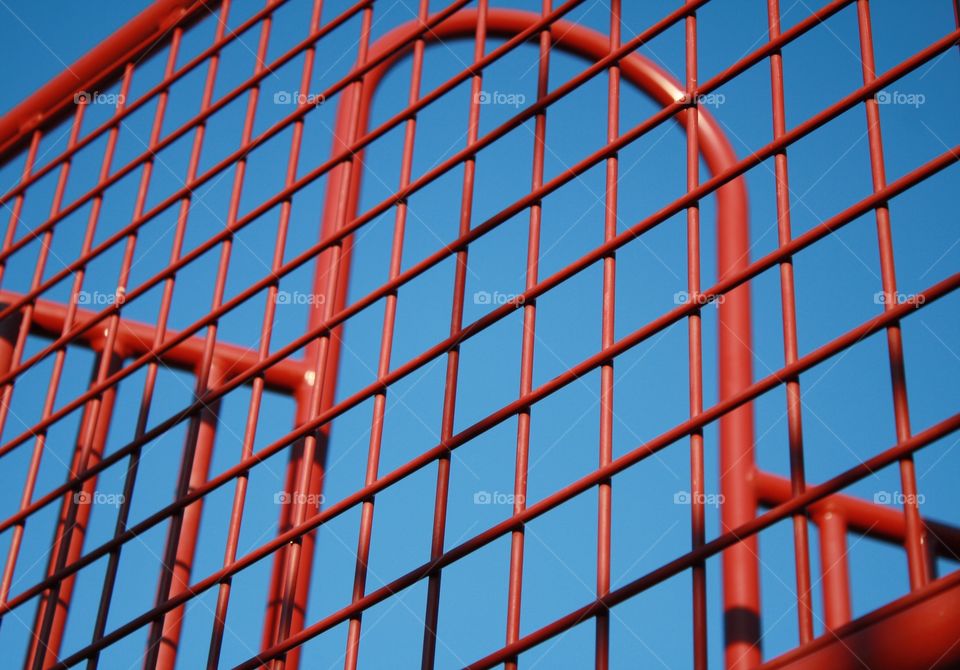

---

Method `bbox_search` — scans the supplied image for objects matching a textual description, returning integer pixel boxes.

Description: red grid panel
[0,0,957,668]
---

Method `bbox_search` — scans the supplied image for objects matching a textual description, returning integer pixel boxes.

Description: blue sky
[0,0,958,668]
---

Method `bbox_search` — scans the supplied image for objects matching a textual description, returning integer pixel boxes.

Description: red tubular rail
[0,0,211,157]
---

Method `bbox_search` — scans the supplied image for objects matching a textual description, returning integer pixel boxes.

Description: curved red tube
[306,8,758,669]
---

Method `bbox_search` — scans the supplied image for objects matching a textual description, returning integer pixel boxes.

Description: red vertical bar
[420,3,489,668]
[814,510,852,629]
[504,3,552,668]
[683,3,708,669]
[146,0,266,664]
[153,6,280,659]
[207,2,326,668]
[153,363,227,668]
[765,0,815,645]
[0,130,41,287]
[596,1,619,668]
[26,61,137,669]
[0,303,22,376]
[259,5,376,652]
[341,3,431,667]
[87,26,186,669]
[854,0,927,590]
[0,102,86,615]
[0,131,39,527]
[26,351,123,669]
[0,132,40,621]
[717,62,761,670]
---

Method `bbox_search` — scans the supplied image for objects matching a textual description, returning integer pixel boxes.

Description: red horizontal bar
[754,469,960,557]
[0,290,307,391]
[0,0,290,203]
[0,0,211,157]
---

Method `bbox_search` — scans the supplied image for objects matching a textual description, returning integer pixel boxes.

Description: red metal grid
[0,0,957,668]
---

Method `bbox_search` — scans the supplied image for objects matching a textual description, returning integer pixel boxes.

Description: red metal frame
[0,0,957,668]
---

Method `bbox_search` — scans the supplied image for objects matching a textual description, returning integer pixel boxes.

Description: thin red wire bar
[596,0,620,667]
[0,100,88,634]
[420,2,488,667]
[855,0,929,590]
[209,1,327,667]
[88,23,187,670]
[683,2,709,667]
[25,61,138,670]
[764,0,815,653]
[504,3,552,668]
[295,3,373,668]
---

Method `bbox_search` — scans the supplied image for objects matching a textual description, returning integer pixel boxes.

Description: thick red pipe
[0,0,210,157]
[0,290,307,392]
[153,364,226,669]
[25,352,122,669]
[309,6,753,668]
[814,510,852,629]
[759,570,960,670]
[755,470,960,556]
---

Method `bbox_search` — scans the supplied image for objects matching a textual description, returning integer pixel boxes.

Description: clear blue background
[0,0,958,668]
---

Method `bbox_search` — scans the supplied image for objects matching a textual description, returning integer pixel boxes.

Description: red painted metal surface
[0,0,957,668]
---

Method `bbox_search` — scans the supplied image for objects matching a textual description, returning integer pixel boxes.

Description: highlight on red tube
[0,0,957,668]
